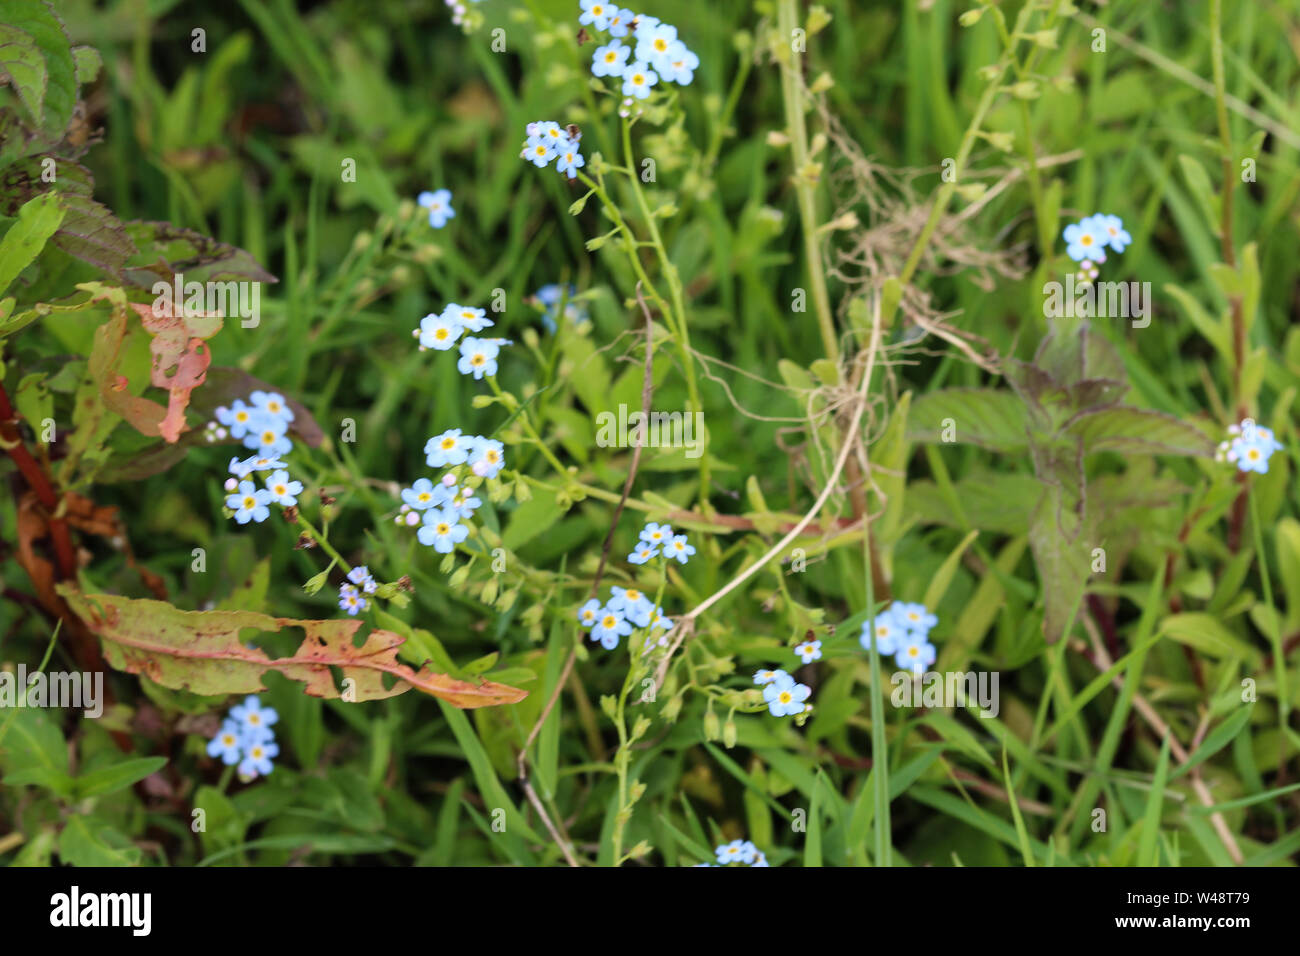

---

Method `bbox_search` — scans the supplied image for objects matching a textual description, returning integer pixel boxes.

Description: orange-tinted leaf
[56,585,528,709]
[128,301,222,442]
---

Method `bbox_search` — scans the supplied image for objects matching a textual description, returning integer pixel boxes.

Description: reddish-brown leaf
[57,585,528,709]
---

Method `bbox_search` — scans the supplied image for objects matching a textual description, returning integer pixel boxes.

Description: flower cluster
[753,668,813,718]
[627,521,694,565]
[583,3,699,110]
[860,600,938,674]
[418,189,455,229]
[534,283,590,334]
[393,432,503,556]
[1062,212,1131,281]
[339,565,377,616]
[414,303,513,378]
[700,839,769,866]
[520,121,586,179]
[1217,419,1284,474]
[577,584,672,650]
[206,695,280,781]
[216,391,304,525]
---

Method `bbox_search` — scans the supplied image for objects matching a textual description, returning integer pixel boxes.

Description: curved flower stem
[890,0,1054,323]
[614,117,711,508]
[487,376,570,480]
[295,512,350,572]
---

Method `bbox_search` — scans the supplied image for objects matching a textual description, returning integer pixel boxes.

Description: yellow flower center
[471,354,486,365]
[778,691,792,704]
[274,485,286,496]
[654,39,667,51]
[242,497,256,509]
[235,411,248,422]
[1081,235,1093,246]
[606,52,617,62]
[436,523,450,535]
[418,492,430,502]
[441,438,455,449]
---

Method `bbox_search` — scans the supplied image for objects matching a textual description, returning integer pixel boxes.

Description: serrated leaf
[122,220,277,288]
[1064,406,1215,457]
[56,584,528,709]
[0,0,76,140]
[0,23,48,125]
[907,388,1028,453]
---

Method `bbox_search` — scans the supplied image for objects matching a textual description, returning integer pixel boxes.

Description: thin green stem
[488,376,570,480]
[776,0,839,368]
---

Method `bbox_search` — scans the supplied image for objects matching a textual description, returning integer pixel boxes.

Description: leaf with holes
[56,585,529,709]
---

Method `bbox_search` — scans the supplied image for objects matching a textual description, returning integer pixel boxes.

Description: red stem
[0,382,77,578]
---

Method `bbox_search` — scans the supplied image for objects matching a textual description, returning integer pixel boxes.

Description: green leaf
[0,192,64,298]
[0,23,48,126]
[193,784,245,856]
[1160,613,1262,663]
[0,706,71,797]
[907,388,1028,453]
[71,44,100,84]
[923,529,979,612]
[0,0,76,139]
[73,756,168,799]
[1027,486,1090,643]
[1177,154,1220,236]
[57,815,142,866]
[1165,283,1232,362]
[1065,406,1215,458]
[1171,708,1252,781]
[1137,732,1172,866]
